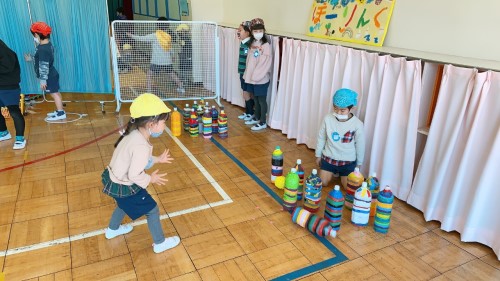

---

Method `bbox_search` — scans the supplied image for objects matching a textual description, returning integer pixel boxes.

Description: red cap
[30,22,52,36]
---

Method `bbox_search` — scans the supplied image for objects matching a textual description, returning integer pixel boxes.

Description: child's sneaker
[251,122,267,131]
[245,118,259,125]
[0,131,12,142]
[46,111,66,121]
[153,236,180,254]
[243,114,254,121]
[238,113,247,119]
[13,139,26,150]
[46,111,58,117]
[105,225,133,239]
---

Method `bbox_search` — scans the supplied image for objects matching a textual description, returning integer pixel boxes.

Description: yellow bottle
[171,107,182,137]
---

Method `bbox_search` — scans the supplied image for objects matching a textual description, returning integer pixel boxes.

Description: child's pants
[0,105,25,137]
[108,205,165,244]
[254,95,268,124]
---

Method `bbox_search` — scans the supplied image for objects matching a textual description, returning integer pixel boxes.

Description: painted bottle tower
[324,185,344,231]
[271,146,284,183]
[283,168,299,213]
[345,167,364,210]
[295,159,305,201]
[303,169,322,213]
[171,107,182,137]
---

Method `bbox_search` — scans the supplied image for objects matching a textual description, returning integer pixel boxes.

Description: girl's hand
[156,149,174,164]
[150,169,168,185]
[24,53,32,62]
[40,84,47,91]
[316,157,321,167]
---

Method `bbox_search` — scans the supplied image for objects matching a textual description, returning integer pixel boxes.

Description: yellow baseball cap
[176,24,190,32]
[130,93,171,118]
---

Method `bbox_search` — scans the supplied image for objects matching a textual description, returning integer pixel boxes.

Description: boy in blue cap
[315,88,365,189]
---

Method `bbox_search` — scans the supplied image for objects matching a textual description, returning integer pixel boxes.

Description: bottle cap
[334,185,340,191]
[384,185,391,191]
[354,167,360,172]
[212,105,215,108]
[206,102,209,105]
[205,109,209,113]
[296,159,302,165]
[221,110,225,114]
[174,107,178,111]
[276,145,281,149]
[329,229,337,238]
[191,108,195,112]
[371,172,377,177]
[312,169,317,175]
[185,103,189,107]
[194,101,197,104]
[362,182,367,188]
[291,168,297,173]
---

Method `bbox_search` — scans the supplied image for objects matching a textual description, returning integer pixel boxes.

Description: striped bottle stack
[218,110,228,138]
[271,146,283,183]
[374,185,394,234]
[282,168,299,213]
[303,169,322,213]
[295,159,305,201]
[367,172,380,217]
[170,107,182,137]
[202,109,212,139]
[324,185,344,230]
[345,167,364,210]
[291,207,337,238]
[182,104,190,131]
[351,182,372,227]
[211,106,219,134]
[188,108,199,137]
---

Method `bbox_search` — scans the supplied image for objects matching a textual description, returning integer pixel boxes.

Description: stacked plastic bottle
[218,110,228,138]
[171,107,182,137]
[202,109,212,139]
[374,185,394,234]
[351,182,372,227]
[282,168,299,213]
[192,100,198,111]
[291,207,336,238]
[295,159,305,201]
[211,105,219,134]
[303,169,322,213]
[271,146,283,183]
[188,108,199,137]
[324,185,344,230]
[182,103,190,131]
[367,172,380,217]
[197,104,204,133]
[345,167,364,210]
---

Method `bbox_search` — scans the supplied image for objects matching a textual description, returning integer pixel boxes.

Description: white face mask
[33,37,40,44]
[334,113,349,120]
[253,32,264,40]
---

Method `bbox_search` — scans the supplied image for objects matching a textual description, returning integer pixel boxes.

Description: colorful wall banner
[307,0,396,46]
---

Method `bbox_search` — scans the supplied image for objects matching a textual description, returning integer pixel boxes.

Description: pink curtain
[408,65,500,260]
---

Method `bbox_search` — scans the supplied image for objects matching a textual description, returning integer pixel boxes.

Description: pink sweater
[243,41,272,85]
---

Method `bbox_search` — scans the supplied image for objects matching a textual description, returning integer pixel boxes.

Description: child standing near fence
[236,20,254,121]
[102,93,180,254]
[25,22,66,121]
[243,18,272,131]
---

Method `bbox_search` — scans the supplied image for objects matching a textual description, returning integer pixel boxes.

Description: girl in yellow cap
[102,93,180,254]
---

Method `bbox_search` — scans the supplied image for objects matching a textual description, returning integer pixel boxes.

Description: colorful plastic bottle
[271,146,284,183]
[374,185,394,234]
[325,185,344,230]
[202,109,212,139]
[211,105,219,134]
[183,103,190,131]
[291,207,337,238]
[188,108,198,137]
[303,169,322,213]
[218,110,228,138]
[192,100,198,111]
[367,172,380,217]
[351,182,372,227]
[171,107,182,137]
[295,159,305,201]
[345,167,364,210]
[283,168,299,213]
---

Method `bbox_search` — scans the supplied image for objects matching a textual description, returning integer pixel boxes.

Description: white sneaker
[46,112,66,121]
[244,114,254,121]
[251,123,267,131]
[245,118,259,125]
[176,87,185,94]
[238,113,247,119]
[153,236,180,254]
[0,132,12,142]
[105,225,133,239]
[46,111,58,117]
[13,139,26,150]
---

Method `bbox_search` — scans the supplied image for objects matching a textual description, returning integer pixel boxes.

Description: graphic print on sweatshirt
[331,131,355,143]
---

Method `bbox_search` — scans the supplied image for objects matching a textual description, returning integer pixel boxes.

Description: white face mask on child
[253,32,264,40]
[333,113,349,120]
[33,37,40,44]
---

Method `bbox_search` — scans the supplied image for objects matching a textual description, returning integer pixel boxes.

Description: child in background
[117,43,133,74]
[25,22,66,121]
[0,39,26,149]
[175,24,192,86]
[116,7,127,20]
[243,18,272,131]
[315,88,365,189]
[102,93,180,254]
[236,20,254,121]
[127,17,185,94]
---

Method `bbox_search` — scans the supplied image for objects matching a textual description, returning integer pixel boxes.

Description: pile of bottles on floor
[271,146,394,238]
[170,98,228,139]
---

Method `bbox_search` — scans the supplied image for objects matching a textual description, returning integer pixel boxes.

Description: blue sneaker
[0,131,12,142]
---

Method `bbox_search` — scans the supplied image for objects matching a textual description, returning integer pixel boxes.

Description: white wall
[194,0,500,62]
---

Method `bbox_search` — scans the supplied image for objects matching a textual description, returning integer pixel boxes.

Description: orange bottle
[171,107,182,137]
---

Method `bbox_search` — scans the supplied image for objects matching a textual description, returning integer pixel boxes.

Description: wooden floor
[0,94,498,280]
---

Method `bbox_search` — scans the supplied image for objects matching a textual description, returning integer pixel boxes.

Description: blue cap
[332,88,358,108]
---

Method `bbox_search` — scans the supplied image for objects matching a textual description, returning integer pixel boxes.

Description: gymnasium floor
[0,94,498,280]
